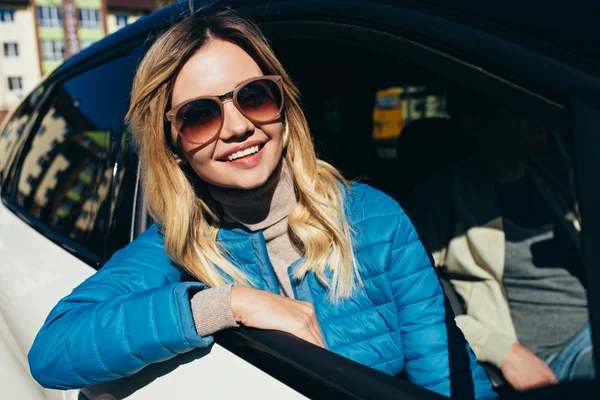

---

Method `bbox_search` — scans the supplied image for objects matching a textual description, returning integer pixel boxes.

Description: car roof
[55,0,599,80]
[413,0,599,64]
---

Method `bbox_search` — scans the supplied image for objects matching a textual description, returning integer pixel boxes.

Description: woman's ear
[167,144,187,166]
[173,151,188,167]
[164,121,187,166]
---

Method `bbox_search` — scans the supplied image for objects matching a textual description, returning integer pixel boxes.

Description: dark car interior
[272,35,590,395]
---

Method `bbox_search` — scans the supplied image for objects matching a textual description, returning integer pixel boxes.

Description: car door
[227,1,600,399]
[80,1,600,399]
[0,11,310,400]
[0,84,50,400]
[0,44,145,400]
[3,1,599,400]
[146,1,597,399]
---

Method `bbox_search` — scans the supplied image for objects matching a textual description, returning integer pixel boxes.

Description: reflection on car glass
[15,95,111,252]
[372,85,446,160]
[13,49,140,257]
[0,85,45,181]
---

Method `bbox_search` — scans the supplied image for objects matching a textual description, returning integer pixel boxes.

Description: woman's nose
[220,100,254,140]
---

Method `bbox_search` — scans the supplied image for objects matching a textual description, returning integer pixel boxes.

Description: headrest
[395,117,468,190]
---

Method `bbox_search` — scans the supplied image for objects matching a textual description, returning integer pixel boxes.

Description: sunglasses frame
[165,75,284,145]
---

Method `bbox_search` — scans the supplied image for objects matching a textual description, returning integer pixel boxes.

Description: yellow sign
[372,85,445,141]
[372,87,404,140]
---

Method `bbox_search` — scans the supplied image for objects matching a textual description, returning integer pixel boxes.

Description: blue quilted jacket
[29,183,496,398]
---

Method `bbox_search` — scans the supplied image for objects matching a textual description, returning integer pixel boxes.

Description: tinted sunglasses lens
[237,79,283,122]
[175,99,221,142]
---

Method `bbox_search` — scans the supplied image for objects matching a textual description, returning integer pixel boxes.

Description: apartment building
[0,0,154,124]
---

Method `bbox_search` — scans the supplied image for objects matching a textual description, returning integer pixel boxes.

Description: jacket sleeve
[454,315,516,368]
[388,209,497,399]
[28,226,211,390]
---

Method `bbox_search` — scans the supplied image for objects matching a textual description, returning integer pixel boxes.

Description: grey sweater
[495,176,588,359]
[189,162,301,336]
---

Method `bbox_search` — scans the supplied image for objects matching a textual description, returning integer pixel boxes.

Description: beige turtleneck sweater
[189,161,302,336]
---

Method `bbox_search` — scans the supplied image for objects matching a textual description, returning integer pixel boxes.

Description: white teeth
[226,145,260,161]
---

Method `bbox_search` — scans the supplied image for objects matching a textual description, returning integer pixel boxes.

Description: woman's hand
[230,286,325,348]
[501,343,558,391]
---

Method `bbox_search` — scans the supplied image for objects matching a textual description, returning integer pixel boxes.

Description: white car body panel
[0,312,48,400]
[0,201,306,399]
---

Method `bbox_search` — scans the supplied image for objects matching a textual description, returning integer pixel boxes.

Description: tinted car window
[0,85,45,183]
[11,49,140,259]
[275,38,591,387]
[275,40,447,199]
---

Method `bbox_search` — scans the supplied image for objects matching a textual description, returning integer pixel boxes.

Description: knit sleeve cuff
[483,331,518,368]
[190,285,239,337]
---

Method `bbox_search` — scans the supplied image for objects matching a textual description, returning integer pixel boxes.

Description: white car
[1,1,599,399]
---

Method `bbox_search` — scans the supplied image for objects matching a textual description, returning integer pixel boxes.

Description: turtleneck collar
[208,160,297,232]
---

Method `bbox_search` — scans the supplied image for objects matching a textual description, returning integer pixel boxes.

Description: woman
[28,9,495,399]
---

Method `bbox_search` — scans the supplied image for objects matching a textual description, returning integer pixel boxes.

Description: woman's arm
[28,225,209,390]
[28,224,325,390]
[190,285,239,336]
[388,209,497,399]
[230,286,325,348]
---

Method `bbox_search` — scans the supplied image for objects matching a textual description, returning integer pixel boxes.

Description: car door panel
[0,312,48,400]
[82,344,308,400]
[0,200,92,400]
[0,200,308,400]
[1,1,598,399]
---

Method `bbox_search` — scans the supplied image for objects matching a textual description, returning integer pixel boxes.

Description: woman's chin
[229,180,266,191]
[210,169,273,191]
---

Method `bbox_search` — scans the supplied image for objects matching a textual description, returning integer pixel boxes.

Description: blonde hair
[126,9,359,300]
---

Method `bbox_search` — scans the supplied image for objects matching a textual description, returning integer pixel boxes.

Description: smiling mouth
[221,143,265,162]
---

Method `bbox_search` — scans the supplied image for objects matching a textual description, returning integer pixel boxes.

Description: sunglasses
[165,75,284,144]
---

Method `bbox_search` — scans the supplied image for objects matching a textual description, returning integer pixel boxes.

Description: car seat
[393,117,469,204]
[395,117,513,392]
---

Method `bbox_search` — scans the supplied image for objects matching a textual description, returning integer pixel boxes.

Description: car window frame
[571,98,600,379]
[252,15,600,391]
[119,8,600,398]
[0,43,143,268]
[0,86,42,182]
[227,7,600,396]
[1,77,107,267]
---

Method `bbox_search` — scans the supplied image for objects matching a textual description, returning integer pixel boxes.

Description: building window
[7,77,23,93]
[3,43,19,58]
[78,9,100,29]
[115,14,128,29]
[42,39,65,62]
[0,8,15,23]
[38,6,62,28]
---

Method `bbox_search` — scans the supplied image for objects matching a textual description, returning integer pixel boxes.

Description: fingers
[545,370,558,385]
[291,303,325,348]
[537,358,558,385]
[302,303,325,348]
[311,314,325,348]
[501,344,560,392]
[236,289,325,348]
[308,315,325,348]
[296,312,322,347]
